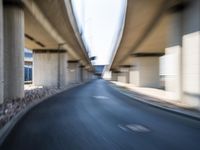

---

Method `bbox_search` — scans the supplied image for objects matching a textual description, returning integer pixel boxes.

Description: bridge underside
[0,0,93,104]
[110,0,200,108]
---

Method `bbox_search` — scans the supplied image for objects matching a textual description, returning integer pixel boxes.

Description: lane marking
[126,124,150,133]
[93,96,109,99]
[118,124,128,132]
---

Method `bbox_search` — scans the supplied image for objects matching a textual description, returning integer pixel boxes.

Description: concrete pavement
[1,79,200,150]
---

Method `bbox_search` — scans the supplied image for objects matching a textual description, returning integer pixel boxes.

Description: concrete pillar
[88,71,93,80]
[111,71,118,81]
[164,0,200,107]
[129,65,140,86]
[117,66,130,83]
[3,3,24,100]
[0,0,3,104]
[164,9,182,100]
[83,68,92,81]
[82,68,87,81]
[182,0,200,107]
[86,69,89,81]
[68,61,81,84]
[33,50,68,88]
[130,56,160,88]
[85,69,90,81]
[80,65,84,82]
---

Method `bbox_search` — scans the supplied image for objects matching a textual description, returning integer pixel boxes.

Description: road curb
[0,80,92,145]
[107,81,200,121]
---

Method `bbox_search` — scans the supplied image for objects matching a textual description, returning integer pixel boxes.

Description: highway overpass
[0,1,200,149]
[0,0,94,103]
[109,0,200,108]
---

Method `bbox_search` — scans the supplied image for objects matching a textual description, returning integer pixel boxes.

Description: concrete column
[68,61,81,84]
[79,65,84,82]
[33,50,68,88]
[79,66,92,82]
[130,56,160,88]
[182,0,200,108]
[88,71,93,80]
[83,68,92,81]
[117,67,130,83]
[129,65,139,86]
[3,3,24,100]
[164,0,200,107]
[86,69,89,81]
[111,71,118,81]
[82,68,87,81]
[0,0,3,104]
[164,10,182,100]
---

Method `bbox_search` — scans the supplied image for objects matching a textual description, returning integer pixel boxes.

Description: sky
[71,0,126,65]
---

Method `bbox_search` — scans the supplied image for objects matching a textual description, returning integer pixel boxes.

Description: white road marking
[118,124,128,132]
[126,124,150,133]
[93,96,109,99]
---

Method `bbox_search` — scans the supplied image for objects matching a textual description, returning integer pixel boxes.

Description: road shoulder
[107,81,200,121]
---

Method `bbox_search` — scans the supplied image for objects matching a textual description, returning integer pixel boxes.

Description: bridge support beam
[33,50,68,88]
[3,3,24,101]
[68,61,81,84]
[130,56,160,88]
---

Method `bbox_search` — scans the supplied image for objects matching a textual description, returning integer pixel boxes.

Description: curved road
[1,79,200,150]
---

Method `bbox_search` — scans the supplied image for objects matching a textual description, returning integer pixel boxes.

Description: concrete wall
[33,52,68,88]
[131,57,160,88]
[0,0,3,103]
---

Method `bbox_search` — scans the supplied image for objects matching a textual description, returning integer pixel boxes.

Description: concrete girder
[23,0,92,67]
[110,0,171,70]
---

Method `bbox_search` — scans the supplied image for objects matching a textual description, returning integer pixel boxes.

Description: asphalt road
[1,79,200,150]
